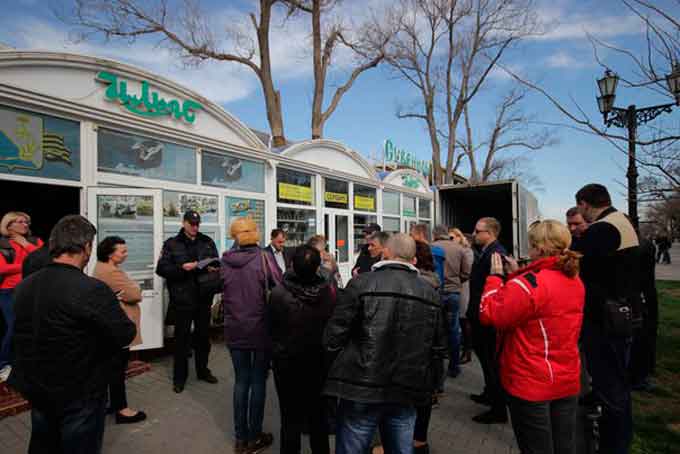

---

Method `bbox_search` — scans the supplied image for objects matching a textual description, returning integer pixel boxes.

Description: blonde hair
[230,217,259,246]
[528,220,581,277]
[449,228,469,248]
[0,211,31,237]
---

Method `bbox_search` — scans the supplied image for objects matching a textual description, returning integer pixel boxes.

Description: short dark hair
[292,245,321,283]
[566,207,580,218]
[97,236,126,262]
[49,215,97,258]
[479,217,501,237]
[414,240,434,272]
[271,228,286,240]
[410,223,429,239]
[575,184,611,208]
[369,231,390,247]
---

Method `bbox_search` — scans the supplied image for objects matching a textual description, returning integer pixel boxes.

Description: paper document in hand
[197,257,221,270]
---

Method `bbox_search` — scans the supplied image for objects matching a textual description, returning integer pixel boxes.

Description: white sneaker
[0,365,11,382]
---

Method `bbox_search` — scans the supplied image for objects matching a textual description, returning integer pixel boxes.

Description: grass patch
[632,280,680,454]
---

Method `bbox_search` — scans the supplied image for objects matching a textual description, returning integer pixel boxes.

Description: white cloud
[1,16,257,104]
[544,51,591,69]
[533,7,646,41]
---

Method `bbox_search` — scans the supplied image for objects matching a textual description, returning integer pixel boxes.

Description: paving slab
[0,348,518,454]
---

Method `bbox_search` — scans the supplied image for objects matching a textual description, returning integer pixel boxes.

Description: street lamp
[595,66,680,230]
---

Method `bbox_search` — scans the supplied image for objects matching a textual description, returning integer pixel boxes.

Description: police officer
[156,210,220,393]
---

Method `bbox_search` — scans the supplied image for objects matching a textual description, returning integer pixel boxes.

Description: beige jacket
[432,239,472,293]
[93,261,143,347]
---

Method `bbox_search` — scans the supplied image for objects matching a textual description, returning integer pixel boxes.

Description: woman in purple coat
[222,217,279,454]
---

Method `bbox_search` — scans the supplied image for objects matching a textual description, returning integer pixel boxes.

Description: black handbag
[197,266,224,296]
[603,298,633,338]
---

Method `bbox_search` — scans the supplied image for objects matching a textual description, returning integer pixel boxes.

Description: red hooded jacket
[479,256,584,402]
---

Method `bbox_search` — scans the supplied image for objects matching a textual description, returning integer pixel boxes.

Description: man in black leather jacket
[156,211,219,393]
[10,215,135,454]
[324,233,447,454]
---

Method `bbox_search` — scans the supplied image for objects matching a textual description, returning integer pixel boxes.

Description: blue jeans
[229,348,270,442]
[582,320,633,454]
[442,292,461,375]
[335,399,416,454]
[29,393,107,454]
[0,289,14,370]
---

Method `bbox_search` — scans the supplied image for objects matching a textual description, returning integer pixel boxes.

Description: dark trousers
[273,355,329,454]
[28,393,107,454]
[414,403,432,442]
[471,319,505,414]
[229,348,270,442]
[582,320,633,454]
[173,300,212,385]
[109,348,130,411]
[508,394,578,454]
[0,289,14,369]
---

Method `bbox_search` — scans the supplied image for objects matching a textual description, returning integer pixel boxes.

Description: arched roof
[0,51,267,151]
[280,139,378,181]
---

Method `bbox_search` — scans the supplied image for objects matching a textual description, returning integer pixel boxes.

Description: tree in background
[61,0,394,145]
[384,0,539,184]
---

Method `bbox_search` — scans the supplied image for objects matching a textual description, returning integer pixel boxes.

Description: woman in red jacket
[0,211,44,380]
[480,220,584,454]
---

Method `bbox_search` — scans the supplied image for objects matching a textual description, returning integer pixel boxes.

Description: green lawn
[632,280,680,454]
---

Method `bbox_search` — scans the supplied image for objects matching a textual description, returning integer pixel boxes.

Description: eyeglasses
[188,222,200,227]
[11,220,30,226]
[474,229,488,234]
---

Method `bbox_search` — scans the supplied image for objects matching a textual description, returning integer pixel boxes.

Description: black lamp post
[596,63,680,230]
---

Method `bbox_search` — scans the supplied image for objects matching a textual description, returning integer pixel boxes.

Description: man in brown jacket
[431,225,472,378]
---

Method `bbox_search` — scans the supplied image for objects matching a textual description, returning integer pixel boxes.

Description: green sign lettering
[96,71,203,124]
[384,139,431,177]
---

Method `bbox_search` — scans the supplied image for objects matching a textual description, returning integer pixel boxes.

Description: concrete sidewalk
[0,350,518,454]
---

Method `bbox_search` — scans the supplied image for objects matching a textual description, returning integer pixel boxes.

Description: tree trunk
[311,0,325,139]
[258,0,286,147]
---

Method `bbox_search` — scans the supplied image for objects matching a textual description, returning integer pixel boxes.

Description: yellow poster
[355,195,375,211]
[279,182,313,203]
[325,191,348,204]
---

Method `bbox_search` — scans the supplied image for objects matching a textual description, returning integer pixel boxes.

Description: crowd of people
[0,182,666,454]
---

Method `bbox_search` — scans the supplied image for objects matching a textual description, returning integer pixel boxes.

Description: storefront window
[403,196,416,217]
[419,198,431,219]
[383,191,400,216]
[163,191,218,224]
[383,217,401,234]
[354,184,376,212]
[324,178,349,209]
[98,129,196,184]
[0,105,81,181]
[226,197,266,248]
[353,214,377,254]
[277,168,315,206]
[202,150,265,193]
[97,195,154,290]
[277,207,316,247]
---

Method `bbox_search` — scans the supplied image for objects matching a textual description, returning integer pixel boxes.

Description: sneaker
[247,432,274,454]
[469,393,492,406]
[0,365,11,382]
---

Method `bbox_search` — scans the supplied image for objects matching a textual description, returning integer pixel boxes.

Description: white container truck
[435,179,540,259]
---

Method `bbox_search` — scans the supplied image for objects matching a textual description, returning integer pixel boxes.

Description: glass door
[87,187,163,350]
[324,211,352,286]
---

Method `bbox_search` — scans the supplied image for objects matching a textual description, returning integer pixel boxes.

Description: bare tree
[498,0,680,212]
[291,0,396,138]
[385,0,539,184]
[457,86,556,189]
[61,0,292,146]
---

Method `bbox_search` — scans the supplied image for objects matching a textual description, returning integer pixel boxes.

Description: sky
[1,0,678,220]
